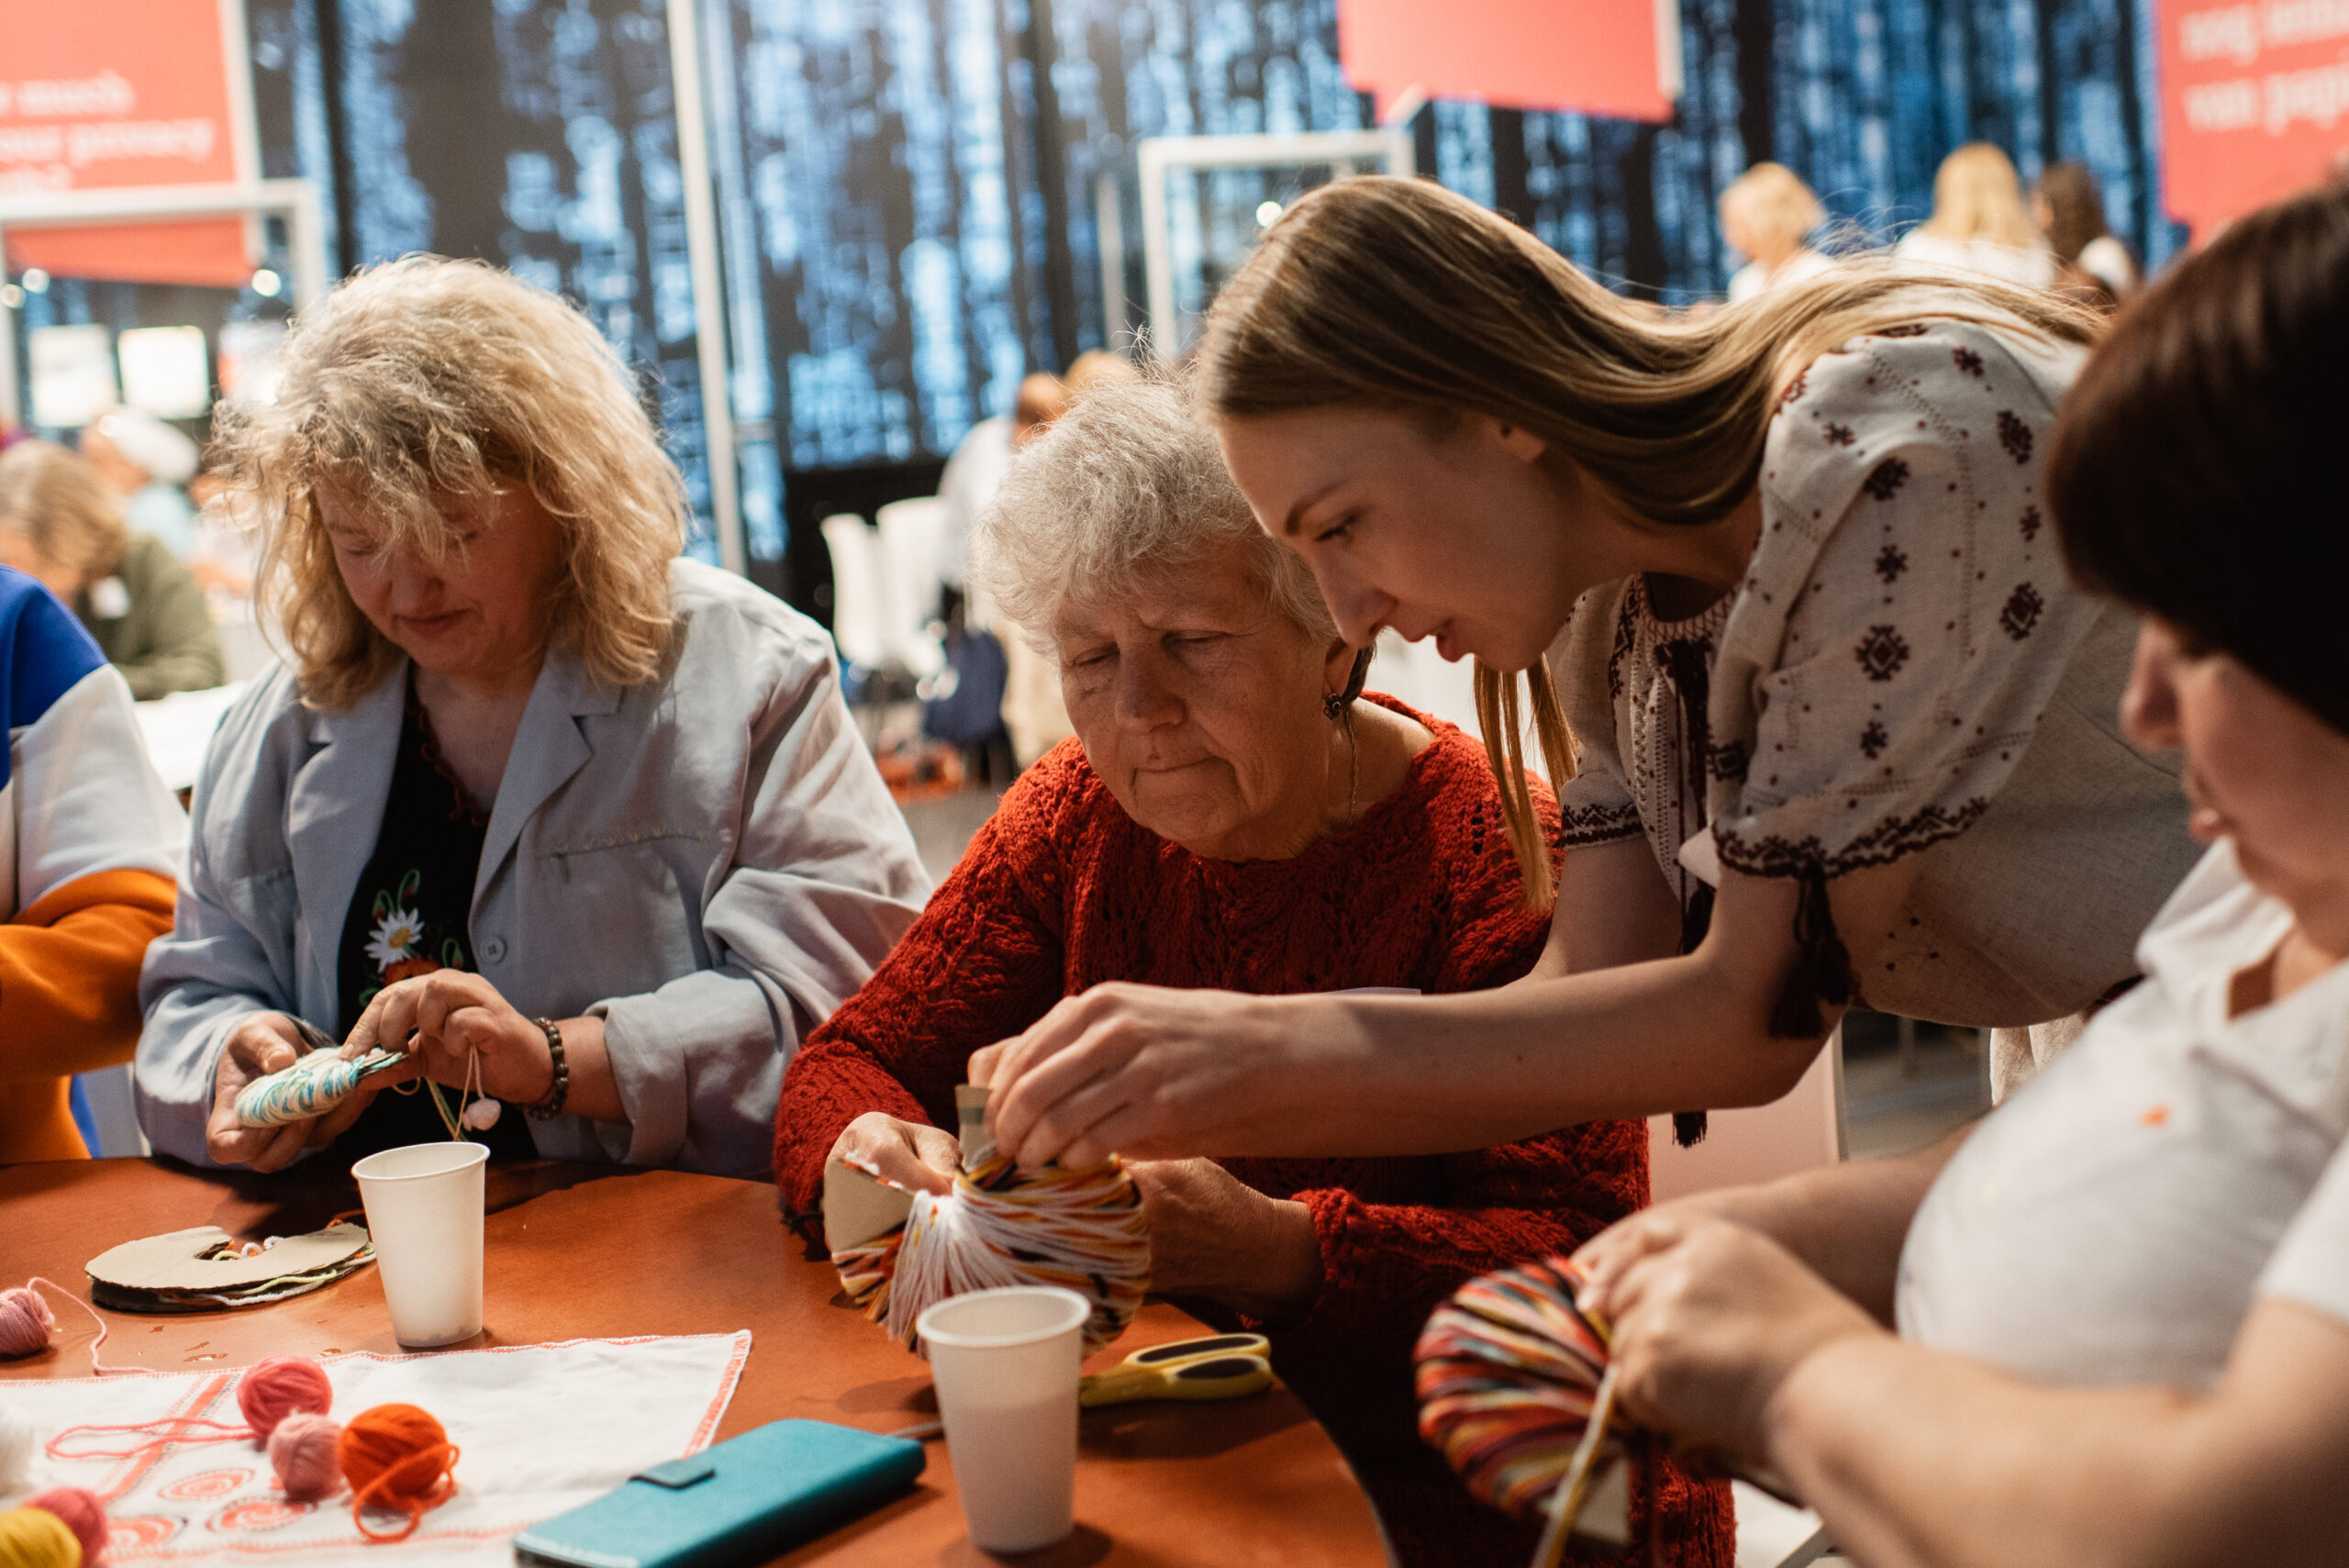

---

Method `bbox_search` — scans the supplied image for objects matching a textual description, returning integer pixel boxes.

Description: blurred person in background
[1720,161,1836,304]
[1897,143,2057,289]
[2036,161,2140,306]
[0,559,185,1161]
[80,406,201,558]
[0,440,226,698]
[996,349,1142,769]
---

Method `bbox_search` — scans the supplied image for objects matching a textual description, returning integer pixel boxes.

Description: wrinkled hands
[205,1012,373,1171]
[829,1111,961,1196]
[968,983,1305,1167]
[1571,1210,1884,1463]
[1127,1156,1322,1325]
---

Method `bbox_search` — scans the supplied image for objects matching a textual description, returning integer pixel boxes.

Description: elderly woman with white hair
[134,256,930,1178]
[773,376,1732,1567]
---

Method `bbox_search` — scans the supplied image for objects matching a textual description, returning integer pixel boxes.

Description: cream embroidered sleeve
[1706,324,2096,882]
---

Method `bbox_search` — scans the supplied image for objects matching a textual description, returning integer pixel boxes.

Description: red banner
[1338,0,1681,125]
[2160,0,2349,236]
[0,3,255,286]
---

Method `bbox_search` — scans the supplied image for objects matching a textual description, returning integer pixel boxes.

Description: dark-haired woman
[971,175,2199,1171]
[1566,183,2349,1568]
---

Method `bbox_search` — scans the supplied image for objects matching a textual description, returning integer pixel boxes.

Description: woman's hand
[829,1112,959,1196]
[1595,1215,1884,1463]
[1127,1157,1321,1325]
[969,983,1315,1167]
[204,1012,384,1172]
[345,971,555,1106]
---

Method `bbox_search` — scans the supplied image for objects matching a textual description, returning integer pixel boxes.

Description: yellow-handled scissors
[1078,1333,1274,1407]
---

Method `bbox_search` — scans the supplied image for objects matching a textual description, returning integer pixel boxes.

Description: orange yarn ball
[336,1405,458,1542]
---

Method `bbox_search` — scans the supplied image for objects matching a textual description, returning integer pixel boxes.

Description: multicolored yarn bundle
[834,1151,1151,1356]
[339,1404,459,1542]
[232,1049,407,1128]
[1414,1256,1621,1524]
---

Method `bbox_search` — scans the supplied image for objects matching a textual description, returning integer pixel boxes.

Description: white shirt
[1898,841,2349,1392]
[1727,248,1837,305]
[936,415,1015,595]
[1893,231,2057,292]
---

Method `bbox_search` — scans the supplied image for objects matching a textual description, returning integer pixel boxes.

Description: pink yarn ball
[267,1413,343,1501]
[23,1488,106,1566]
[237,1356,332,1440]
[0,1287,54,1358]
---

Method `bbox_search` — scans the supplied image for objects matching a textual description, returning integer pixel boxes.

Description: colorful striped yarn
[233,1050,405,1128]
[834,1151,1150,1357]
[1413,1256,1618,1522]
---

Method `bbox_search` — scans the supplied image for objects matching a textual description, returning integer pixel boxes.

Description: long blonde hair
[1197,175,2100,906]
[0,440,129,582]
[209,255,685,709]
[1920,142,2041,249]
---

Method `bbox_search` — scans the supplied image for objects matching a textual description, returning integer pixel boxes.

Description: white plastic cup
[917,1285,1090,1553]
[351,1140,490,1347]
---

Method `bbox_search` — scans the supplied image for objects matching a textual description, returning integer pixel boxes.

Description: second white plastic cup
[918,1285,1090,1553]
[351,1140,490,1347]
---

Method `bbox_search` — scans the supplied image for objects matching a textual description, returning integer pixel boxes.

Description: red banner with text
[0,3,254,286]
[2161,0,2349,236]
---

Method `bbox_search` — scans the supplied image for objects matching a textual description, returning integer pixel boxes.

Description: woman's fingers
[205,1017,309,1165]
[1572,1209,1694,1318]
[837,1114,960,1195]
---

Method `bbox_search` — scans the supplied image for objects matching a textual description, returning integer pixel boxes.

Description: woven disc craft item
[832,1151,1150,1357]
[1414,1255,1621,1523]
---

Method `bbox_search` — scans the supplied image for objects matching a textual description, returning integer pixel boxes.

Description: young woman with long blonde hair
[970,175,2198,1173]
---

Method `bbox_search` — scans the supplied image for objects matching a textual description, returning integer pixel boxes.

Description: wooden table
[0,1158,1388,1566]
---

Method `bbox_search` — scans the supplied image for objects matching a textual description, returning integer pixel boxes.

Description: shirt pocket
[528,831,718,1006]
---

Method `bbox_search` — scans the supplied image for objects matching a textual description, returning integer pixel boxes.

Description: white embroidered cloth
[0,1332,750,1564]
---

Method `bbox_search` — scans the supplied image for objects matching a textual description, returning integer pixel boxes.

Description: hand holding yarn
[1583,1217,1882,1462]
[834,1150,1150,1356]
[206,1015,379,1173]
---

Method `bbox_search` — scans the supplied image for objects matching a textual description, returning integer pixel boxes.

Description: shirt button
[480,937,507,964]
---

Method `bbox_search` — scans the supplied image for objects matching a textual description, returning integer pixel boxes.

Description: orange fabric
[0,867,176,1163]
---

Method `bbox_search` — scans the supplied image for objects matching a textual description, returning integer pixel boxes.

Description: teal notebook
[512,1419,926,1568]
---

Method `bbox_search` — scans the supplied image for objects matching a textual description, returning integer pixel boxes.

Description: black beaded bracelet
[526,1017,569,1120]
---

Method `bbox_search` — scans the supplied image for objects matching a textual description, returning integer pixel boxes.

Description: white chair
[820,512,890,673]
[75,1064,150,1157]
[874,495,949,680]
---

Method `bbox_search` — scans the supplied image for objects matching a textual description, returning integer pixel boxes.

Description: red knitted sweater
[775,699,1732,1567]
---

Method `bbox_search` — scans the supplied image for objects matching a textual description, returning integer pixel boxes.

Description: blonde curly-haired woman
[133,256,930,1177]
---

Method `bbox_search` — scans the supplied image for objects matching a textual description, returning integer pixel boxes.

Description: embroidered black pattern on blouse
[2019,505,2043,543]
[1874,544,1909,584]
[1952,347,1986,376]
[1997,410,2034,464]
[1863,458,1910,500]
[1854,625,1911,683]
[1822,422,1855,446]
[1558,800,1645,847]
[2000,583,2044,639]
[1715,795,1995,880]
[1860,719,1889,759]
[1605,593,1641,701]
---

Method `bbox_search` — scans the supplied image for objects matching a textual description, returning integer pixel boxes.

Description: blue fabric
[0,569,105,795]
[68,1075,100,1154]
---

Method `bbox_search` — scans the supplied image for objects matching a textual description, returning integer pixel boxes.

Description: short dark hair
[2049,183,2349,735]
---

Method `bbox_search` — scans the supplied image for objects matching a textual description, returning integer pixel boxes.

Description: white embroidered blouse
[1549,316,2200,1028]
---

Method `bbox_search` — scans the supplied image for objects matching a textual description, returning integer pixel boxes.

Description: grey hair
[973,372,1337,653]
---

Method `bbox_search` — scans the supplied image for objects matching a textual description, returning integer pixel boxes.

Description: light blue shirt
[134,560,930,1176]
